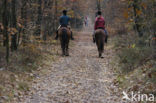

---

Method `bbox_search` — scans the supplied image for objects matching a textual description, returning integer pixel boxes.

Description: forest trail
[20,31,122,103]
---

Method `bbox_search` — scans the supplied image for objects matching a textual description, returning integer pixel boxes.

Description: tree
[10,0,17,51]
[132,0,143,37]
[35,0,42,36]
[97,0,101,11]
[54,0,58,31]
[2,0,9,63]
[21,0,28,44]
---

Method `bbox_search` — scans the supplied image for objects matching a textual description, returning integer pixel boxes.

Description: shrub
[114,33,153,73]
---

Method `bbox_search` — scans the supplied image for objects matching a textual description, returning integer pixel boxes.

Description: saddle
[58,25,71,31]
[58,26,71,36]
[97,27,104,30]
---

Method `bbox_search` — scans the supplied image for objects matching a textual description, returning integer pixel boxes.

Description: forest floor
[16,31,124,103]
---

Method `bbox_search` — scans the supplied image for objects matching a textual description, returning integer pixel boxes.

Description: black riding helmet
[63,10,67,15]
[97,11,102,15]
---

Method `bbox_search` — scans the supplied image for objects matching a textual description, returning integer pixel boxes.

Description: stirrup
[55,37,58,40]
[105,39,108,43]
[93,38,95,43]
[71,37,74,40]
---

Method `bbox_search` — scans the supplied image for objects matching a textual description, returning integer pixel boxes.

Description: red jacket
[94,16,105,30]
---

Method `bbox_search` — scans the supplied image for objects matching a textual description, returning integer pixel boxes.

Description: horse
[58,27,71,56]
[94,29,106,58]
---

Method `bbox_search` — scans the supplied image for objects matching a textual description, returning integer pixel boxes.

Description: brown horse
[58,27,71,56]
[95,29,106,58]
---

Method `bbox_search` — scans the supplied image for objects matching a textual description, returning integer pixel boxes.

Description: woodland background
[0,0,155,102]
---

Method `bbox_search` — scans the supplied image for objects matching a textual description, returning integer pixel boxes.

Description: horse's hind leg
[99,52,101,58]
[99,40,104,58]
[61,42,65,56]
[98,50,104,58]
[97,43,101,58]
[98,46,103,58]
[65,43,69,56]
[98,50,102,57]
[65,48,69,56]
[98,48,101,58]
[62,49,65,56]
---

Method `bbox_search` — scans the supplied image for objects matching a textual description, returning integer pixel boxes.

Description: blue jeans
[104,29,108,36]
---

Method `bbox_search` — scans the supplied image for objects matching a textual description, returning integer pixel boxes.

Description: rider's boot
[71,31,74,40]
[93,35,95,43]
[105,35,108,43]
[55,31,58,40]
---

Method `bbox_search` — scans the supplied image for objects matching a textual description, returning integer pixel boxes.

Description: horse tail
[62,29,67,44]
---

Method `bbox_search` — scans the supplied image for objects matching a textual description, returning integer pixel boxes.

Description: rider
[93,11,108,43]
[55,10,74,40]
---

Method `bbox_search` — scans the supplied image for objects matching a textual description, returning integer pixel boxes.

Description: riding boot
[93,35,95,43]
[71,31,74,40]
[55,31,58,40]
[105,35,108,43]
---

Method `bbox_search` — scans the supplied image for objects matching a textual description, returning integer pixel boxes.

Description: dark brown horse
[95,29,106,58]
[58,27,71,56]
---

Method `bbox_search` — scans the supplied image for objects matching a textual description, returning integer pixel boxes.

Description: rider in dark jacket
[55,10,74,40]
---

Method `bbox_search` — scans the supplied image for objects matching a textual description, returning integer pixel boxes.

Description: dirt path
[20,31,122,103]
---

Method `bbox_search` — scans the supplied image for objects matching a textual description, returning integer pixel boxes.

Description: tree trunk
[54,0,58,31]
[11,0,17,51]
[97,0,101,11]
[133,0,143,37]
[2,0,9,63]
[21,0,28,44]
[35,0,42,36]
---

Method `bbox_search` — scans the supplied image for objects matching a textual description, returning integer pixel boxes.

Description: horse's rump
[58,27,71,38]
[95,29,106,53]
[95,29,105,37]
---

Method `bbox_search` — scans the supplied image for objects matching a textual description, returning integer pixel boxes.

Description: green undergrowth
[111,33,156,100]
[113,33,155,73]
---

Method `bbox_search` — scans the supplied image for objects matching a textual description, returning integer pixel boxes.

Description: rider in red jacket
[93,11,108,43]
[94,15,105,30]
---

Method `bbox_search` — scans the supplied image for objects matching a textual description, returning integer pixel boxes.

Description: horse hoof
[62,54,65,56]
[66,52,69,56]
[99,54,102,58]
[65,54,69,56]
